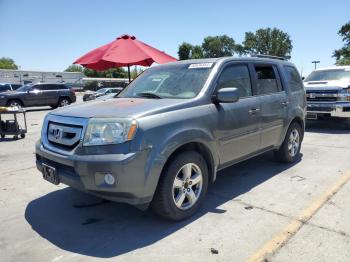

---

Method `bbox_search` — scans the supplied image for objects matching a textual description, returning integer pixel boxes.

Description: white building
[0,69,85,86]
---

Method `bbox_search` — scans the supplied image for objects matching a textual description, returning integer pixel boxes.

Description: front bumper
[35,141,153,205]
[307,102,350,118]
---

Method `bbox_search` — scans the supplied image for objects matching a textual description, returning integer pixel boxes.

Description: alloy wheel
[172,163,203,210]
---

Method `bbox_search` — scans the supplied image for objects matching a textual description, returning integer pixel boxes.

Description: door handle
[282,101,289,106]
[249,108,260,114]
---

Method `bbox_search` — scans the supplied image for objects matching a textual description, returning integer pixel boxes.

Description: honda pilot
[36,57,306,220]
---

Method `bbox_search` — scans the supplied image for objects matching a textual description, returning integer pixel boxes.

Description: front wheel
[151,151,209,221]
[275,122,303,163]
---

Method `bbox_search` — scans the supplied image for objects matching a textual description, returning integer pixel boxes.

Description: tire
[58,97,71,107]
[6,100,23,108]
[151,151,209,221]
[274,122,303,163]
[20,134,25,139]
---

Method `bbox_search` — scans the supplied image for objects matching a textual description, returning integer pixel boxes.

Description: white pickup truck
[304,66,350,119]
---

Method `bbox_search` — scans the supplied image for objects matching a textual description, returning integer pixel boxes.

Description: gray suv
[36,57,306,220]
[0,83,76,108]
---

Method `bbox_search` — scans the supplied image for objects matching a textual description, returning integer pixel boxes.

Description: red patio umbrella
[74,34,177,82]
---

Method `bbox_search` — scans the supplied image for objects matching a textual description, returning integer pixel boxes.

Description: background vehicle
[36,57,306,220]
[0,83,76,108]
[83,87,123,101]
[0,83,13,93]
[304,66,350,119]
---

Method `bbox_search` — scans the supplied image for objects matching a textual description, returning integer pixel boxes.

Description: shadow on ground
[306,117,350,134]
[25,152,301,258]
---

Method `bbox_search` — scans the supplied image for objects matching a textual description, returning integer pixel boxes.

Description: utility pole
[312,61,320,70]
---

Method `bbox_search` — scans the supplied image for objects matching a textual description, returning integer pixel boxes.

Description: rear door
[214,63,261,164]
[24,84,45,106]
[252,63,288,149]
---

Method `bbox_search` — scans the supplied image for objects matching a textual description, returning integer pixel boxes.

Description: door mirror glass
[214,87,239,103]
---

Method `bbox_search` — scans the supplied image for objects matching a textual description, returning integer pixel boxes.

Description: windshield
[96,88,108,94]
[119,63,214,99]
[16,84,32,92]
[305,69,350,81]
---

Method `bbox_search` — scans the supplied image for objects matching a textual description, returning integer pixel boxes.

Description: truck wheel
[274,122,303,163]
[7,100,23,108]
[58,98,71,107]
[152,151,209,221]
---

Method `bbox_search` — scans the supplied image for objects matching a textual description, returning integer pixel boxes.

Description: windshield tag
[188,63,213,69]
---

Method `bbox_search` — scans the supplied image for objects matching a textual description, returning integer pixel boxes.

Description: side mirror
[213,87,240,103]
[301,77,305,81]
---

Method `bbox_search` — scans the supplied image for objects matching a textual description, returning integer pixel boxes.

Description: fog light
[104,174,115,185]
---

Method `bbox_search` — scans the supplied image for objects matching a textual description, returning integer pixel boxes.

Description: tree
[333,21,350,65]
[202,35,237,58]
[191,45,204,59]
[0,57,18,69]
[241,27,293,57]
[64,64,83,72]
[82,67,127,78]
[178,42,193,60]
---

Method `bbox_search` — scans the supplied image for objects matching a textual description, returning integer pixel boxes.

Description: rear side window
[284,66,303,91]
[217,64,252,98]
[254,65,280,95]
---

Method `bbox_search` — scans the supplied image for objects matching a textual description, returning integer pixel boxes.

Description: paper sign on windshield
[188,63,213,69]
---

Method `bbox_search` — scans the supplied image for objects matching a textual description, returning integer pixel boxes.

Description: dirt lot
[1,101,350,262]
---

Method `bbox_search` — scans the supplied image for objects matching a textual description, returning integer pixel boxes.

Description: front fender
[141,128,219,201]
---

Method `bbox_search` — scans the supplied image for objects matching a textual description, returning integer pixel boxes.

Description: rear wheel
[151,151,209,221]
[7,100,23,108]
[58,97,71,107]
[275,122,303,163]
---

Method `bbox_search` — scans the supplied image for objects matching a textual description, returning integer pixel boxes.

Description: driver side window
[217,64,252,98]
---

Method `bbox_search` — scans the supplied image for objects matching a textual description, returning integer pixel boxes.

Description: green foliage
[241,27,293,57]
[178,42,193,60]
[0,57,18,69]
[178,35,237,60]
[82,67,127,78]
[64,65,83,72]
[201,35,236,58]
[333,21,350,65]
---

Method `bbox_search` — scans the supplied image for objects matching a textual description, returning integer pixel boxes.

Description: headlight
[83,118,137,146]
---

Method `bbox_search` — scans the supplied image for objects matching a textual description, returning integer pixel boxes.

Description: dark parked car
[83,87,123,101]
[0,83,76,108]
[36,57,306,220]
[0,83,13,93]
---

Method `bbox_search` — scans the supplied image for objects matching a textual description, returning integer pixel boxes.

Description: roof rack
[251,54,290,60]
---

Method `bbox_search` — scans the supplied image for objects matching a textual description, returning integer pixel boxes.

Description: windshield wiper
[136,92,162,99]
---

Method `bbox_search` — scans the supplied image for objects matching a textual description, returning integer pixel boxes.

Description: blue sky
[0,0,349,76]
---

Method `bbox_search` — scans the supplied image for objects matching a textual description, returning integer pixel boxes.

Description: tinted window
[284,66,303,91]
[0,84,12,92]
[254,66,280,95]
[32,85,43,91]
[55,84,67,90]
[217,64,252,98]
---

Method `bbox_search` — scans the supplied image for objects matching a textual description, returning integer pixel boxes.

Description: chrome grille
[48,122,82,148]
[42,114,88,155]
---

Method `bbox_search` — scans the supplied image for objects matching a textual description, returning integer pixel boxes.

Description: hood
[0,91,17,96]
[304,79,350,90]
[51,98,193,119]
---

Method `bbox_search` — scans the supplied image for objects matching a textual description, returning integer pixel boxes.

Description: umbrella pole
[128,65,131,83]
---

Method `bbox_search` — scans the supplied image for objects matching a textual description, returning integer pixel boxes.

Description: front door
[213,63,261,165]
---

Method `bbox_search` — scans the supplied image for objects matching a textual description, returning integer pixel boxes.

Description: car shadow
[306,117,350,134]
[25,152,301,258]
